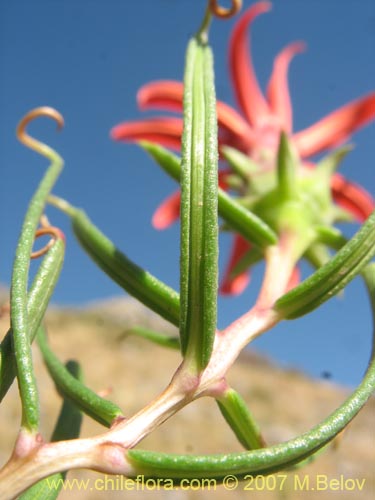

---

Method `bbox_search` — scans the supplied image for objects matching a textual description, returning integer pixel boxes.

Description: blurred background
[0,0,374,386]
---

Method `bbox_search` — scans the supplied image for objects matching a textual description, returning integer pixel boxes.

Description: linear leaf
[0,239,65,401]
[221,146,260,179]
[217,388,265,450]
[37,327,123,427]
[11,112,64,432]
[179,37,218,369]
[70,208,180,327]
[125,326,180,350]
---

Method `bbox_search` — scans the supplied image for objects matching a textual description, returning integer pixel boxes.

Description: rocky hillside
[0,298,373,499]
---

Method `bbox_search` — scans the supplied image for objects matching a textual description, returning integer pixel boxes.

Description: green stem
[197,4,212,43]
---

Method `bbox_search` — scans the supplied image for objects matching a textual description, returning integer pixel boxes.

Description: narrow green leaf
[19,361,83,500]
[315,226,347,250]
[70,208,180,327]
[37,326,123,427]
[221,173,243,191]
[331,205,354,223]
[277,132,298,200]
[140,141,180,182]
[218,189,277,248]
[275,210,375,319]
[221,146,259,179]
[50,361,84,441]
[10,141,63,432]
[140,141,278,248]
[363,263,375,323]
[217,388,265,450]
[0,239,65,401]
[125,326,180,350]
[179,37,218,369]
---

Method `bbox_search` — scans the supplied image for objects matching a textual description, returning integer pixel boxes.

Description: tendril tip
[31,225,65,260]
[17,107,64,157]
[208,0,242,19]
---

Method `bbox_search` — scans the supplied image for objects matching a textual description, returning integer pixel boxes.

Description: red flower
[111,2,375,295]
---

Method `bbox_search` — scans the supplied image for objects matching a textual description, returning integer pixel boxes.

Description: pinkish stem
[0,236,299,498]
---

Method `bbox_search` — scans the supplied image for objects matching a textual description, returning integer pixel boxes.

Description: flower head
[111,2,375,295]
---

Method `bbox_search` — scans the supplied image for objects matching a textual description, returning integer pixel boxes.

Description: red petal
[229,2,272,126]
[267,42,306,133]
[218,169,232,190]
[220,236,252,295]
[294,93,375,158]
[111,117,183,151]
[138,80,184,113]
[152,190,181,229]
[138,80,255,148]
[217,101,256,149]
[151,171,230,231]
[331,173,374,222]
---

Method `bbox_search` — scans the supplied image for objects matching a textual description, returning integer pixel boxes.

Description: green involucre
[275,210,375,319]
[276,132,298,201]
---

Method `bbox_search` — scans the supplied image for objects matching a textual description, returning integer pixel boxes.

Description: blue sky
[1,0,374,386]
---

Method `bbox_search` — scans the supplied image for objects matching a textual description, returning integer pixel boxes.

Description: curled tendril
[208,0,242,18]
[17,107,64,159]
[31,226,64,260]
